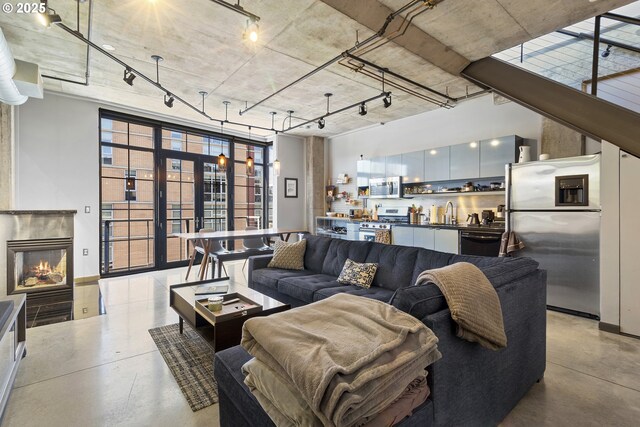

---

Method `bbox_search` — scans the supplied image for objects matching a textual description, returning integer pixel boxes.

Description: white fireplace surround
[0,210,76,296]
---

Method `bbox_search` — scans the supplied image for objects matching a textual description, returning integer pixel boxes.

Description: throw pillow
[337,258,378,288]
[267,239,307,270]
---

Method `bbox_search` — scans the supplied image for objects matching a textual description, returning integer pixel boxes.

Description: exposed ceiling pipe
[556,28,640,55]
[0,28,28,105]
[238,0,431,116]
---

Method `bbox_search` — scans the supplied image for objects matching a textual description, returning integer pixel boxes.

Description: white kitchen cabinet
[385,154,403,178]
[402,151,425,183]
[413,228,435,250]
[479,135,522,178]
[450,142,480,180]
[356,159,370,187]
[370,157,386,180]
[434,229,459,254]
[392,226,414,246]
[424,146,450,181]
[620,151,640,336]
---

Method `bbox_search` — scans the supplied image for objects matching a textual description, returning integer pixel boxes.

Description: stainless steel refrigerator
[506,154,600,318]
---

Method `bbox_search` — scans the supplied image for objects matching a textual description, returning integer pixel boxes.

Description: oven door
[459,231,502,257]
[359,230,376,242]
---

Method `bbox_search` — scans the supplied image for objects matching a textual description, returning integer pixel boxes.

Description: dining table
[173,228,308,281]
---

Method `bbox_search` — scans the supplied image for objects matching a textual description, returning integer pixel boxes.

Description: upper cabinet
[450,142,480,180]
[356,159,370,187]
[480,135,523,177]
[370,156,386,180]
[385,154,403,177]
[424,146,450,181]
[402,151,425,183]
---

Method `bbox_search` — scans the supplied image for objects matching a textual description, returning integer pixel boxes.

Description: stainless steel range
[359,207,409,241]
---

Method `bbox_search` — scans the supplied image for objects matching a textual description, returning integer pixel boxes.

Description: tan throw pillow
[267,239,307,270]
[337,258,378,288]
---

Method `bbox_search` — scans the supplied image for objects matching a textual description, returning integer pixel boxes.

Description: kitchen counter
[316,216,364,222]
[393,223,505,232]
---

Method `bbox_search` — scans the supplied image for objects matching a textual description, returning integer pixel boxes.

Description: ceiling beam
[462,57,640,158]
[319,0,470,75]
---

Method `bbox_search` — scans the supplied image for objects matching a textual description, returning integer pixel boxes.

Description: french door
[158,152,227,269]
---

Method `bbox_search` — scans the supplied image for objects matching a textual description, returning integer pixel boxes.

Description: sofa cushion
[410,249,454,285]
[251,268,314,291]
[303,235,333,273]
[278,274,341,303]
[313,285,395,303]
[448,255,540,288]
[321,239,372,277]
[337,259,378,288]
[389,285,447,321]
[268,239,306,270]
[365,243,420,290]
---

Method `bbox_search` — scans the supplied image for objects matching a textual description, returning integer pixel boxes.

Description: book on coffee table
[194,283,229,295]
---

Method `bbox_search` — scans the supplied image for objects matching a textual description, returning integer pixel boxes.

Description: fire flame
[38,260,51,273]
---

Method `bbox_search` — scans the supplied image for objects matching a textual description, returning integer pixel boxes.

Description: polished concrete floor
[3,262,640,426]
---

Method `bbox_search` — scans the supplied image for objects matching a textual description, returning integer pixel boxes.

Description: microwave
[369,177,403,198]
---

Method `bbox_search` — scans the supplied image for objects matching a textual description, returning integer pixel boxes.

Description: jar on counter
[208,296,224,312]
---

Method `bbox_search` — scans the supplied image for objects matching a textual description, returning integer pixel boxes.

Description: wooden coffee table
[169,278,290,352]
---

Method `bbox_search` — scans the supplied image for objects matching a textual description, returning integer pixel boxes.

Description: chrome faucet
[444,201,455,224]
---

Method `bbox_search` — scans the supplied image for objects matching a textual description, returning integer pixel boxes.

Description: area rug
[148,323,218,411]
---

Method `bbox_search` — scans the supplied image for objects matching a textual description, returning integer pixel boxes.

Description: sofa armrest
[422,269,546,426]
[248,255,274,289]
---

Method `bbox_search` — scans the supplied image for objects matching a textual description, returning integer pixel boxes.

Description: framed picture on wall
[284,178,298,198]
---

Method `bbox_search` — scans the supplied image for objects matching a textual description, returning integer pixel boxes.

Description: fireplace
[7,238,73,295]
[0,210,76,309]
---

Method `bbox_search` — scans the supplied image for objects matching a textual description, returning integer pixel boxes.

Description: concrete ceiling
[0,0,633,138]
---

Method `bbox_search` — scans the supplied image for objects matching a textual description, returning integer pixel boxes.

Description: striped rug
[149,323,218,411]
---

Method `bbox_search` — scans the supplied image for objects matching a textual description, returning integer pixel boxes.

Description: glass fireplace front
[7,238,74,295]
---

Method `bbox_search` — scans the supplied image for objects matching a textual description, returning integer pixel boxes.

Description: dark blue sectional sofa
[214,235,547,427]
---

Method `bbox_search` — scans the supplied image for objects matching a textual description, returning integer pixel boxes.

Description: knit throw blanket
[415,262,507,350]
[241,293,441,427]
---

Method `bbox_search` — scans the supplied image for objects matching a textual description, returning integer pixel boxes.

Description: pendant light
[217,121,227,173]
[273,159,281,177]
[246,126,255,176]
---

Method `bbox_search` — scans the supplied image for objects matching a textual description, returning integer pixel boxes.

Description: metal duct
[0,28,28,105]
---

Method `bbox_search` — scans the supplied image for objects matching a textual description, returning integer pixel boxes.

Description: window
[101,145,113,165]
[171,204,182,234]
[101,118,113,143]
[171,132,182,170]
[101,204,114,238]
[124,170,137,201]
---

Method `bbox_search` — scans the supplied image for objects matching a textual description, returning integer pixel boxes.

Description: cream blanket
[415,262,507,350]
[241,293,441,427]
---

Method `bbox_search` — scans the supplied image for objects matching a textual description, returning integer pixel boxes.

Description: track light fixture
[383,93,392,108]
[318,118,325,129]
[601,44,612,58]
[359,102,367,116]
[123,68,136,86]
[37,2,61,27]
[164,93,175,108]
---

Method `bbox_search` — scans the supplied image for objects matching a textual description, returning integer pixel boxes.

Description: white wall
[14,91,274,278]
[328,94,542,180]
[273,134,306,236]
[16,94,100,279]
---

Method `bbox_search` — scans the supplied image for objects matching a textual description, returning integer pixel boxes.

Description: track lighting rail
[209,0,260,23]
[282,92,390,133]
[53,22,275,133]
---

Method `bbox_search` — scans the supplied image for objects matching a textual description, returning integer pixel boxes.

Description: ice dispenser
[555,174,589,206]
